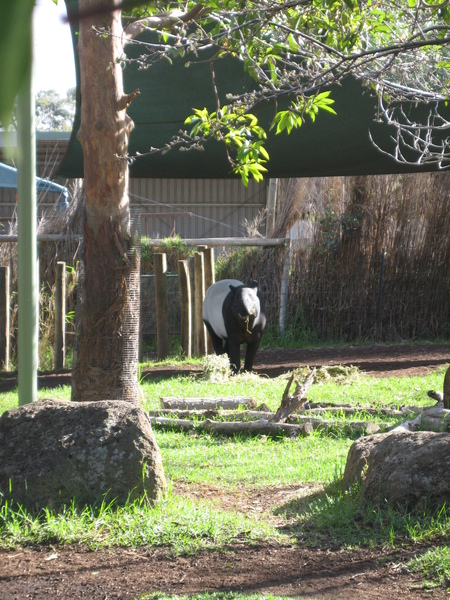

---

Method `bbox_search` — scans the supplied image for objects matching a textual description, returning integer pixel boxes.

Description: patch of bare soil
[0,344,449,599]
[139,342,450,381]
[0,527,448,599]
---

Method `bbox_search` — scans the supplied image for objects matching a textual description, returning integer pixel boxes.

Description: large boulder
[342,430,450,509]
[0,399,166,511]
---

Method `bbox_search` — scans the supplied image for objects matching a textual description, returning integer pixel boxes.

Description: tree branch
[124,4,208,42]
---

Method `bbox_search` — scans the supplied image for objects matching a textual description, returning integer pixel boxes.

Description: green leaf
[0,0,34,128]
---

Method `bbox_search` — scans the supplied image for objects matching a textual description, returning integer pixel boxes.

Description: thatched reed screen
[287,173,450,341]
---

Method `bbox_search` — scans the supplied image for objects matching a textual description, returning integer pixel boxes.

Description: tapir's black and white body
[202,279,266,374]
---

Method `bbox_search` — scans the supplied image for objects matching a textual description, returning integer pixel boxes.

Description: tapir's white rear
[202,279,243,339]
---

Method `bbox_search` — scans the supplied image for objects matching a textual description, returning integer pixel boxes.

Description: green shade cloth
[58,1,450,179]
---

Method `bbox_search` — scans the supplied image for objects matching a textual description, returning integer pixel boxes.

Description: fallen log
[149,417,196,431]
[149,409,274,421]
[301,406,417,417]
[391,405,450,433]
[202,419,314,437]
[160,396,257,410]
[149,405,418,421]
[148,416,313,436]
[304,402,422,417]
[149,414,379,436]
[287,415,380,435]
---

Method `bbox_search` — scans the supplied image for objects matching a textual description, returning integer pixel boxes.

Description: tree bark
[72,0,140,403]
[271,369,315,422]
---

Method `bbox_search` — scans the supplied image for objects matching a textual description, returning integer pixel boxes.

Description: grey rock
[342,430,450,509]
[0,399,166,511]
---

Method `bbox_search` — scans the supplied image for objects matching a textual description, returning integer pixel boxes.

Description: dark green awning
[58,1,450,179]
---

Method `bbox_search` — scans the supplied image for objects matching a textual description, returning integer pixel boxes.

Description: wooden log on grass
[287,416,380,435]
[160,396,257,410]
[302,405,416,417]
[420,408,450,432]
[304,402,422,417]
[148,411,379,435]
[149,416,314,437]
[149,408,274,421]
[391,406,450,433]
[150,417,197,432]
[202,419,314,436]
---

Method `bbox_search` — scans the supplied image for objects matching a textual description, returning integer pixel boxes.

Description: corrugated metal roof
[0,161,69,207]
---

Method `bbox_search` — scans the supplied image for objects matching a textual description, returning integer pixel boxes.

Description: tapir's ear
[229,285,237,293]
[249,280,258,292]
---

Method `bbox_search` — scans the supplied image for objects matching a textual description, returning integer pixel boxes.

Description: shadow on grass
[273,480,450,550]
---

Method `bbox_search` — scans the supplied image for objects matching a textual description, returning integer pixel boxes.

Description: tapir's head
[230,283,260,331]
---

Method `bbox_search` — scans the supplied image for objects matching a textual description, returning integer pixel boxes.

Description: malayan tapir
[202,279,266,374]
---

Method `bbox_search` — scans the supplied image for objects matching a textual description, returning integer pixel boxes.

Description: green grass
[407,545,450,591]
[139,367,445,413]
[158,430,350,487]
[278,480,450,549]
[0,490,281,553]
[0,360,448,560]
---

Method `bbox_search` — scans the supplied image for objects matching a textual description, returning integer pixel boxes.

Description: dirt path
[0,343,448,392]
[138,342,450,381]
[1,542,447,600]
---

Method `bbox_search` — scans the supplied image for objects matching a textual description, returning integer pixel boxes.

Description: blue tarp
[0,161,69,208]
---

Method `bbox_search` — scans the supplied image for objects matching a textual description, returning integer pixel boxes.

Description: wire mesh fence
[141,274,181,335]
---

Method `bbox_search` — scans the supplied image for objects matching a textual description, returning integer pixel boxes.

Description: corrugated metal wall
[0,174,268,240]
[129,178,267,239]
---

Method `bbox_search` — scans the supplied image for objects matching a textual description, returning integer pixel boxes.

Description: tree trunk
[72,0,140,403]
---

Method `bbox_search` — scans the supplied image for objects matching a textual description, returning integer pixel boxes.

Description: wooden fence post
[194,251,206,356]
[279,239,292,333]
[0,266,10,370]
[202,247,215,290]
[266,179,278,236]
[178,259,192,358]
[155,253,169,360]
[187,256,196,355]
[200,246,215,353]
[54,261,66,370]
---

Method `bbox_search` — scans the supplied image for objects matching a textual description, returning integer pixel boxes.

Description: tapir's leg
[226,339,241,374]
[204,322,225,355]
[243,335,262,372]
